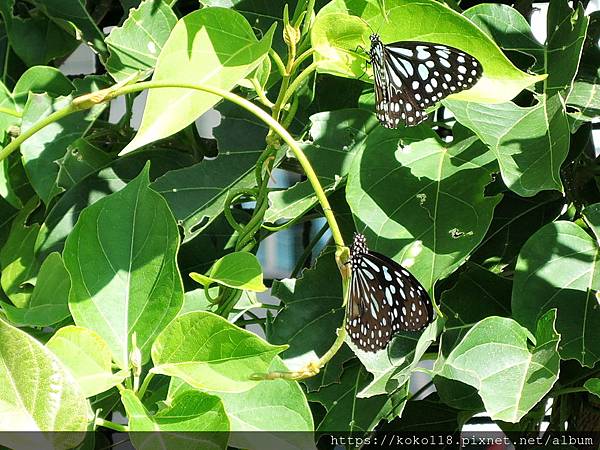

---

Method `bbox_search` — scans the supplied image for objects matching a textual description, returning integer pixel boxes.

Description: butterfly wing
[346,249,434,352]
[376,40,483,128]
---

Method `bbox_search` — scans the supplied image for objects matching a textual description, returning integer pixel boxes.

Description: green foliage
[0,0,598,444]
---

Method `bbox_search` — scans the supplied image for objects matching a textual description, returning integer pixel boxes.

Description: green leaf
[266,109,378,223]
[0,198,41,308]
[21,78,109,204]
[311,0,544,103]
[30,0,108,57]
[351,318,442,398]
[56,138,113,191]
[190,251,266,292]
[584,378,600,399]
[382,394,462,432]
[121,8,275,154]
[151,148,262,243]
[268,248,344,362]
[121,389,229,445]
[308,361,409,431]
[0,153,34,210]
[463,4,544,68]
[512,220,600,367]
[169,358,314,449]
[105,0,178,82]
[436,311,560,423]
[544,0,588,96]
[0,5,79,66]
[63,165,183,369]
[471,191,562,273]
[0,318,90,442]
[181,288,260,323]
[38,149,195,257]
[0,80,18,136]
[567,81,600,122]
[441,264,512,328]
[1,252,70,327]
[151,311,287,393]
[446,94,570,197]
[12,66,74,109]
[46,326,127,398]
[346,125,500,289]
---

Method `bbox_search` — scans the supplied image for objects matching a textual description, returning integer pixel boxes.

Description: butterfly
[368,33,483,128]
[346,233,434,352]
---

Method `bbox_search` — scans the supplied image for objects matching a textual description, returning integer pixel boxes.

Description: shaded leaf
[446,94,569,197]
[30,0,108,57]
[308,361,408,432]
[1,252,70,327]
[266,109,377,223]
[463,4,543,68]
[268,248,343,364]
[12,66,74,108]
[0,198,41,308]
[38,149,195,258]
[512,219,600,367]
[20,77,109,204]
[105,0,178,82]
[584,378,600,399]
[346,125,500,289]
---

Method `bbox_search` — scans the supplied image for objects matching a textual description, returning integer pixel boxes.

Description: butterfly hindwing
[346,234,434,352]
[369,34,483,129]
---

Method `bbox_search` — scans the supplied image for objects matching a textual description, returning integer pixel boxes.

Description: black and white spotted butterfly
[346,233,434,352]
[368,33,483,128]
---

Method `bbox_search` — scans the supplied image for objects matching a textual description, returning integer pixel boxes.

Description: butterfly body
[368,34,483,128]
[346,233,434,352]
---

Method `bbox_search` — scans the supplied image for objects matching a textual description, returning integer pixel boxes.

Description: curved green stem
[3,79,350,380]
[280,61,319,110]
[290,48,316,74]
[113,81,345,249]
[95,418,128,432]
[136,372,155,399]
[269,49,287,76]
[0,102,78,161]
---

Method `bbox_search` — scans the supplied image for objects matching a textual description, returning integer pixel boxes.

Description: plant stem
[0,103,78,162]
[280,61,319,109]
[115,82,345,249]
[551,386,588,397]
[269,49,287,76]
[136,371,155,399]
[290,48,316,73]
[95,418,128,432]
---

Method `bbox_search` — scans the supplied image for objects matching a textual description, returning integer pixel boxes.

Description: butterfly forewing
[369,34,483,128]
[346,234,434,352]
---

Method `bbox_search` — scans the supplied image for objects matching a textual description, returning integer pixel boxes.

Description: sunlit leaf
[311,0,544,103]
[151,311,287,393]
[63,165,183,369]
[121,8,275,154]
[437,311,560,423]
